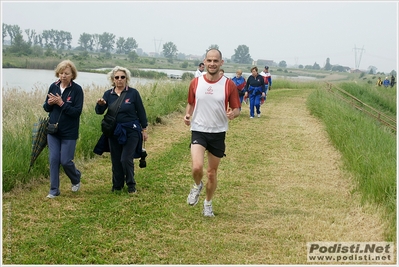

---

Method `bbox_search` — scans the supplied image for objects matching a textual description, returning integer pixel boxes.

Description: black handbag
[101,91,126,137]
[47,123,58,134]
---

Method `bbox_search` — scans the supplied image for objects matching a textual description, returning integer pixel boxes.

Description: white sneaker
[250,116,254,119]
[46,192,59,199]
[187,181,203,206]
[203,201,215,217]
[71,183,80,192]
[257,114,261,118]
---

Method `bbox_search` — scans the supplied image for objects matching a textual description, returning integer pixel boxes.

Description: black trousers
[108,130,140,190]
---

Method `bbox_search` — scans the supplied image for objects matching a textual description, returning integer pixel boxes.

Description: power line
[353,45,365,69]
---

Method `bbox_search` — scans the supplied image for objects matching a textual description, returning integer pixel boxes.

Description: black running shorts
[191,131,226,158]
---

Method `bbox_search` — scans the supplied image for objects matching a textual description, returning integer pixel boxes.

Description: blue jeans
[47,134,81,195]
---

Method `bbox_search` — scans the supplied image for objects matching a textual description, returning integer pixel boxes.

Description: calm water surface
[2,68,316,93]
[1,68,154,92]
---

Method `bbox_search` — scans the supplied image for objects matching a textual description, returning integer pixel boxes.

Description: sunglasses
[114,76,126,80]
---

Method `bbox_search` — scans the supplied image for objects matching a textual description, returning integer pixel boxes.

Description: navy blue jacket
[95,86,148,130]
[244,75,266,94]
[43,80,84,140]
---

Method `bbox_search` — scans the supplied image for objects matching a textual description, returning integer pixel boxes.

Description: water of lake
[2,68,316,93]
[1,68,155,92]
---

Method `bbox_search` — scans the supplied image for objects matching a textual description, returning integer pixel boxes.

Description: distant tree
[123,37,138,54]
[279,60,287,68]
[298,64,304,69]
[390,70,397,76]
[324,57,332,71]
[232,45,252,64]
[98,32,115,52]
[8,32,31,55]
[41,30,54,49]
[367,65,377,75]
[313,62,320,70]
[34,34,43,47]
[331,65,346,72]
[304,65,313,69]
[24,29,36,46]
[128,51,139,61]
[162,41,178,61]
[115,37,125,54]
[181,61,189,68]
[31,45,44,57]
[2,23,8,45]
[78,33,93,51]
[44,45,55,57]
[92,34,100,52]
[52,30,72,50]
[6,24,22,45]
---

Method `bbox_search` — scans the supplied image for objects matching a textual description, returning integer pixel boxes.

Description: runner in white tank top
[183,49,241,217]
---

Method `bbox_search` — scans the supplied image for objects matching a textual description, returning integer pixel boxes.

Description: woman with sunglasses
[95,66,148,194]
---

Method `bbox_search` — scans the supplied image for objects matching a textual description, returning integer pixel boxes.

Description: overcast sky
[1,1,398,73]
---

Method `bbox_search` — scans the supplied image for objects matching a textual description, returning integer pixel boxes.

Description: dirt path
[144,88,386,263]
[3,87,388,264]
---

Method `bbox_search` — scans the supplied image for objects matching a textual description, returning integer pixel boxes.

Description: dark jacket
[43,80,84,140]
[244,75,266,95]
[95,86,148,129]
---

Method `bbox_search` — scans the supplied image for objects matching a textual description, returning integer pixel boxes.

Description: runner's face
[204,50,223,75]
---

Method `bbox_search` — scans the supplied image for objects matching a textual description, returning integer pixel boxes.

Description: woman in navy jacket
[95,66,148,193]
[43,60,84,199]
[244,66,266,118]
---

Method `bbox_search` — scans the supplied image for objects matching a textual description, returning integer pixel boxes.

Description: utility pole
[353,45,365,70]
[153,38,162,54]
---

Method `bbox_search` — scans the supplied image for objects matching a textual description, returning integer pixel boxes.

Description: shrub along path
[2,88,388,264]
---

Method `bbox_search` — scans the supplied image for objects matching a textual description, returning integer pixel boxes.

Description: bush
[181,72,194,81]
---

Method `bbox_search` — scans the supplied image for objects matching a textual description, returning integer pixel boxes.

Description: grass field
[2,78,396,264]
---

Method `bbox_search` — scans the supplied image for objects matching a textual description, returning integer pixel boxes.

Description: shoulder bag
[101,91,126,137]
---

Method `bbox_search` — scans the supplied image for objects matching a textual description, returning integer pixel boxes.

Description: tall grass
[270,79,323,90]
[307,88,396,240]
[2,80,189,192]
[337,82,397,116]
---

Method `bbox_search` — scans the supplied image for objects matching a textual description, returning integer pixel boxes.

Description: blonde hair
[236,69,242,75]
[107,66,132,87]
[55,60,78,80]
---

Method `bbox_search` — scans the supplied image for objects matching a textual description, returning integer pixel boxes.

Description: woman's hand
[47,93,63,106]
[142,130,148,141]
[97,98,106,106]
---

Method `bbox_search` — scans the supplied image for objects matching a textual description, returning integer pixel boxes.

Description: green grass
[307,87,396,240]
[2,78,396,263]
[2,80,188,192]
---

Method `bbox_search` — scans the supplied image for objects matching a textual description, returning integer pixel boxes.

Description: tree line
[2,23,255,64]
[4,23,392,74]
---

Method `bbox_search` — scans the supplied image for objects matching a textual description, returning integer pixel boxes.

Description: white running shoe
[187,181,203,206]
[203,201,215,217]
[71,183,80,192]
